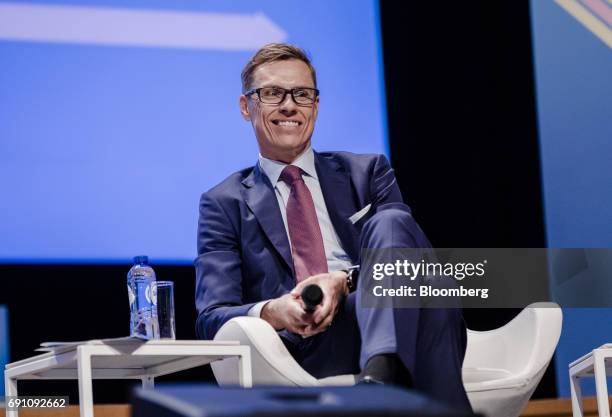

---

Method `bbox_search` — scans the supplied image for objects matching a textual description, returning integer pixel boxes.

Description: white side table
[4,339,252,417]
[569,344,612,417]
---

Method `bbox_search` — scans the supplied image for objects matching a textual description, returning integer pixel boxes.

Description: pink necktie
[280,165,328,282]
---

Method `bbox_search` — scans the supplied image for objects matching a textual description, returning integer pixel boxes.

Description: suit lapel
[242,164,294,275]
[314,152,360,263]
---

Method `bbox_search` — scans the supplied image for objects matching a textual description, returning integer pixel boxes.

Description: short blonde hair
[241,43,317,93]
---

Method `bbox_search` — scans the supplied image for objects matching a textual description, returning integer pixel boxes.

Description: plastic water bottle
[127,256,157,339]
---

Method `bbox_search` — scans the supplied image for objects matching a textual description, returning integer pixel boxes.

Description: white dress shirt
[248,146,352,317]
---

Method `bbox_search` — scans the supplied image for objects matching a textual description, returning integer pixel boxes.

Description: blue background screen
[531,0,612,397]
[0,0,388,263]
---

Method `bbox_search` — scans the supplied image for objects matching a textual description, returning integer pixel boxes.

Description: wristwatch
[342,265,359,292]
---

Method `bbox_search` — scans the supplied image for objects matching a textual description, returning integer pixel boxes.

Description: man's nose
[278,92,297,115]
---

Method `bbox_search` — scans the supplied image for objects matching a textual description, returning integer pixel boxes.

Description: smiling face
[239,59,319,163]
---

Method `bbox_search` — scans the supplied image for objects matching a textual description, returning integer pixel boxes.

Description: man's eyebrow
[257,85,314,89]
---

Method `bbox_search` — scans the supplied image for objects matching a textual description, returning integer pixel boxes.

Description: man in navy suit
[195,43,470,409]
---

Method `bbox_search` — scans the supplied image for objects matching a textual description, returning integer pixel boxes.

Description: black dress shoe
[357,354,413,387]
[357,354,399,385]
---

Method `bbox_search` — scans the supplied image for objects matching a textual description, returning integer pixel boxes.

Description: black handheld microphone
[301,284,323,312]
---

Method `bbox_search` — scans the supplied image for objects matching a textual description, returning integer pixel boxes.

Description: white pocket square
[348,203,372,224]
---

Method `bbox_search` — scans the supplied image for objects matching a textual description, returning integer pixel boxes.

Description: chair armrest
[212,316,319,386]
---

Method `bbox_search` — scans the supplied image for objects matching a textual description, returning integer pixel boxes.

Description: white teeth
[277,120,299,127]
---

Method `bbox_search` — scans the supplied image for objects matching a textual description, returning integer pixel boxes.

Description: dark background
[381,0,551,397]
[0,0,554,402]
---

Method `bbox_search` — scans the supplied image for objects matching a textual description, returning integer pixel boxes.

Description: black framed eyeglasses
[244,86,319,105]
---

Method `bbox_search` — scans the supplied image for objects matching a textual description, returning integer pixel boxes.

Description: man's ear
[239,95,251,121]
[312,95,320,121]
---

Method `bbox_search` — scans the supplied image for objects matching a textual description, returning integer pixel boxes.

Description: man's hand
[290,271,348,336]
[261,271,348,337]
[261,293,313,335]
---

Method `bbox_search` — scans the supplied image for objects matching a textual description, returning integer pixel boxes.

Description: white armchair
[211,302,562,417]
[462,303,562,417]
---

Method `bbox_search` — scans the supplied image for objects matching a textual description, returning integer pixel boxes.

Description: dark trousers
[280,204,472,410]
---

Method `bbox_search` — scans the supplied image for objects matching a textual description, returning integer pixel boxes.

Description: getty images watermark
[371,258,489,299]
[359,248,612,309]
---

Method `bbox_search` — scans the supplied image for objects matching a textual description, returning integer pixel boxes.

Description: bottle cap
[133,255,149,265]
